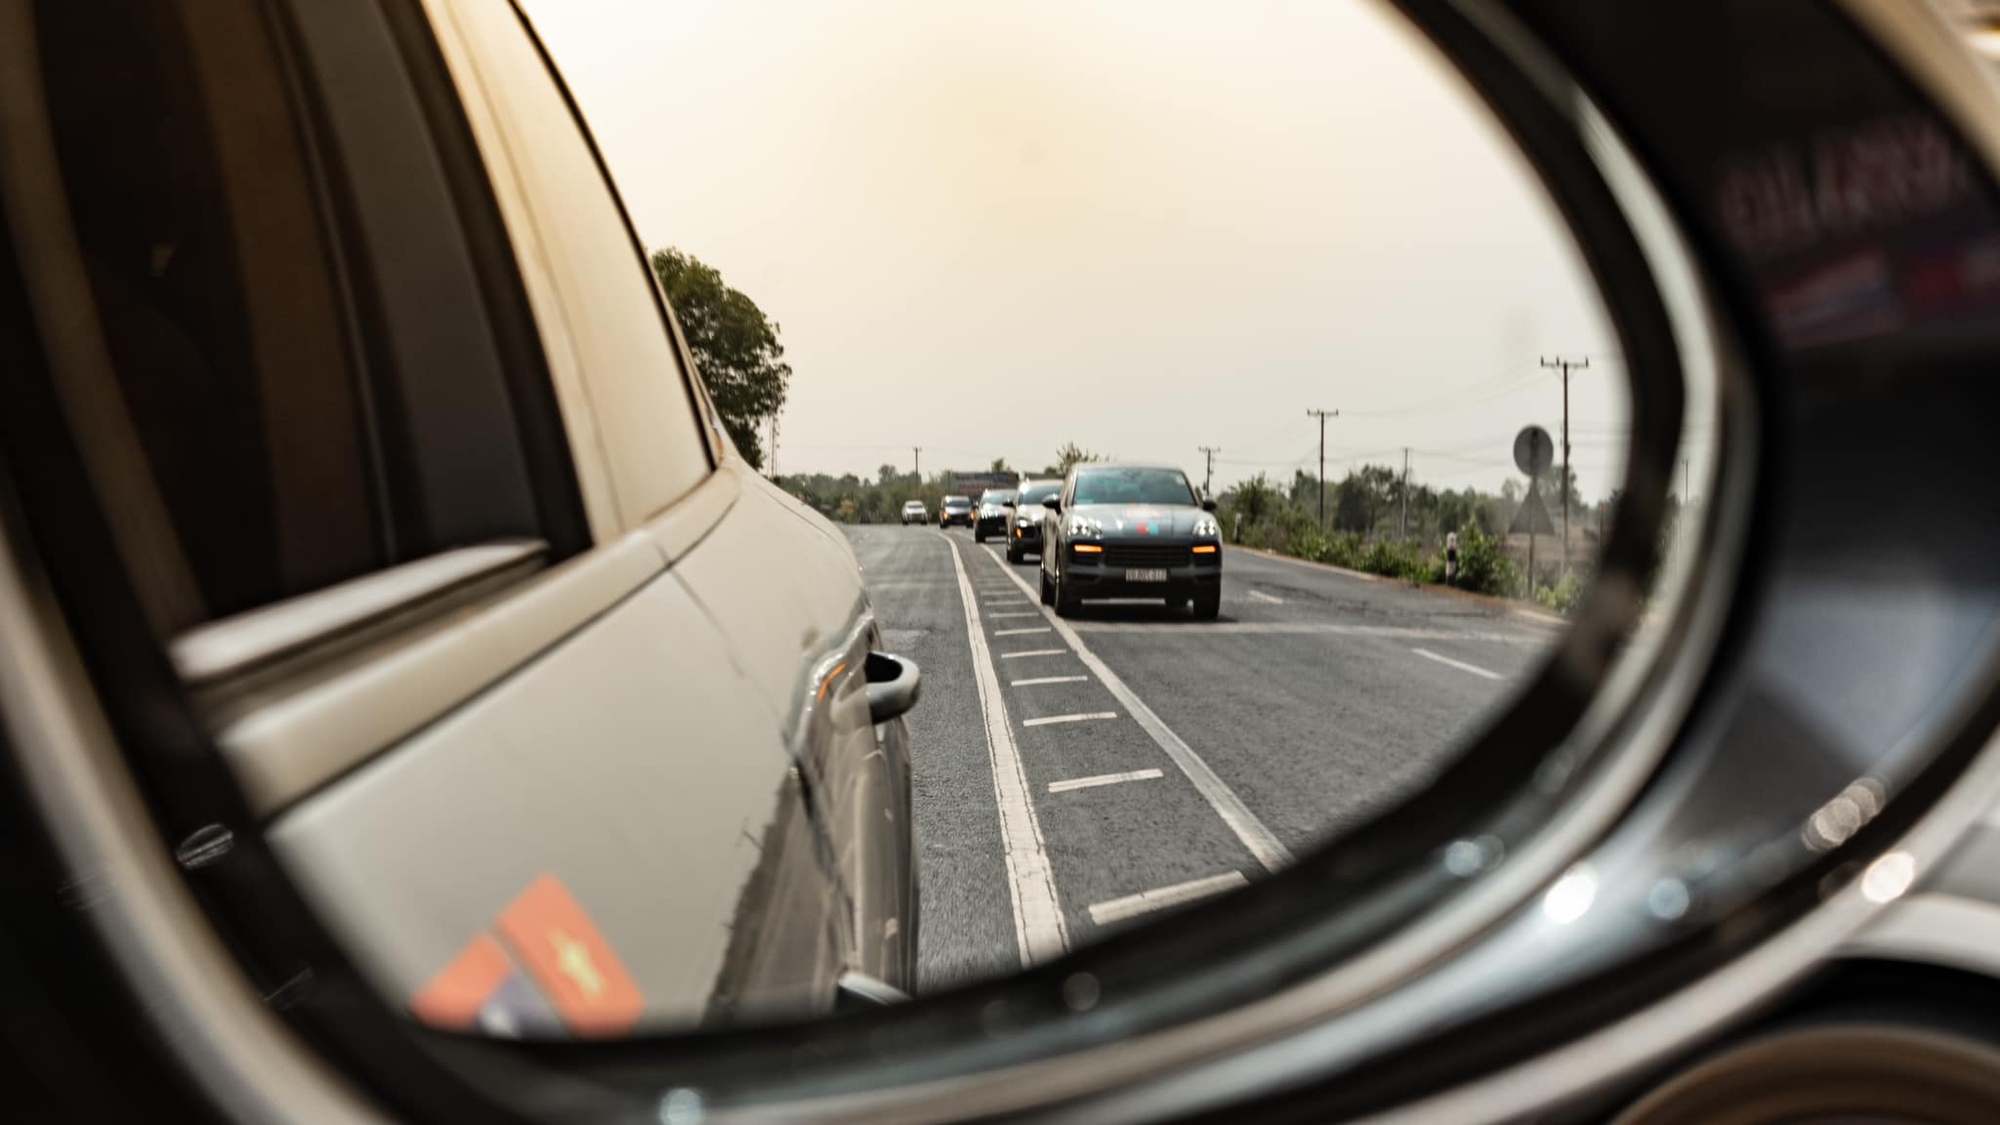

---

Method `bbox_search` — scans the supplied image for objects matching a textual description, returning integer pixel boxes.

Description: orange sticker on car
[410,933,514,1029]
[495,875,644,1036]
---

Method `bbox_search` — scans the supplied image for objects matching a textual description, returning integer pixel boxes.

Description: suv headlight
[1194,517,1220,539]
[1065,515,1102,537]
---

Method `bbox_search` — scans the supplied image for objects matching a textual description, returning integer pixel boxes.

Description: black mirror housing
[1202,498,1218,512]
[864,652,922,724]
[1041,496,1061,512]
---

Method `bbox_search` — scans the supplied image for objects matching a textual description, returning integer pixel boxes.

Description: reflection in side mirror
[1201,498,1218,512]
[1042,496,1061,512]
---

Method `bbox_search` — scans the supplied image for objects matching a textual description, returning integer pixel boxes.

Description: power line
[1338,367,1545,419]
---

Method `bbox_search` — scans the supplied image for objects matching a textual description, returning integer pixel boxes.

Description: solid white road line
[985,546,1294,873]
[1247,589,1284,605]
[1069,621,1517,642]
[1048,769,1164,794]
[1023,711,1118,728]
[945,535,1068,966]
[1411,647,1503,681]
[1000,648,1068,660]
[993,627,1052,637]
[1087,872,1248,926]
[1012,675,1089,687]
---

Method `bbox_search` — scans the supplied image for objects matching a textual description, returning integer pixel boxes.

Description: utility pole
[1540,356,1588,577]
[1305,409,1339,528]
[767,413,780,478]
[1197,446,1220,498]
[913,446,922,481]
[1400,447,1410,542]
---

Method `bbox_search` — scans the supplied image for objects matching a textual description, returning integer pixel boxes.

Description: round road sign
[1514,425,1554,478]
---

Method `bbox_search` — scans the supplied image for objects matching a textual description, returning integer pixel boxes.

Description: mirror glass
[497,0,1642,1024]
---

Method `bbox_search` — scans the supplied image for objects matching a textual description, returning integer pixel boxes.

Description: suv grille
[1098,543,1190,568]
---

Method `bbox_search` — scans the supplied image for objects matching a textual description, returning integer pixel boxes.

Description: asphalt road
[846,525,1561,993]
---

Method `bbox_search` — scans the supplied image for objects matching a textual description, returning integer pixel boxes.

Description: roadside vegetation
[780,452,1631,613]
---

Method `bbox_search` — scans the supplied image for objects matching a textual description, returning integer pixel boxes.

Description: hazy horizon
[519,0,1632,500]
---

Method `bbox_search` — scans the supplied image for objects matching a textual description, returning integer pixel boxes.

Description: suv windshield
[943,497,971,508]
[1071,467,1196,507]
[1018,482,1060,506]
[982,491,1015,506]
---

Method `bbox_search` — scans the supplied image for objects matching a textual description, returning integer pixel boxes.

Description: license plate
[1125,568,1168,582]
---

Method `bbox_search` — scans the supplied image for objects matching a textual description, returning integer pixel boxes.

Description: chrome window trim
[171,540,547,684]
[216,534,660,818]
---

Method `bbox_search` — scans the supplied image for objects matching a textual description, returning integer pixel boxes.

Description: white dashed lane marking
[984,546,1293,873]
[1000,649,1068,660]
[993,627,1052,637]
[1411,647,1503,681]
[1087,872,1248,926]
[1048,769,1163,794]
[1012,675,1088,687]
[1247,589,1284,604]
[1022,711,1118,728]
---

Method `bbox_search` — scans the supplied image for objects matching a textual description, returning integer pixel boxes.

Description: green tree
[1333,464,1399,534]
[1051,442,1100,476]
[989,457,1011,474]
[1233,474,1278,526]
[650,247,791,469]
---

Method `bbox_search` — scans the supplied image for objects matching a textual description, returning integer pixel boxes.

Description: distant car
[974,489,1016,543]
[902,500,929,525]
[1006,479,1061,562]
[939,495,974,528]
[1039,464,1222,618]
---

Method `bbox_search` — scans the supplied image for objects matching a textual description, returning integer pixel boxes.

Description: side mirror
[865,651,922,724]
[1202,498,1218,512]
[1041,496,1061,512]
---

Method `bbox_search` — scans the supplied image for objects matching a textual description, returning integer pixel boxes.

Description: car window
[985,491,1016,505]
[450,1,711,530]
[1071,468,1197,507]
[1018,483,1059,506]
[32,0,550,631]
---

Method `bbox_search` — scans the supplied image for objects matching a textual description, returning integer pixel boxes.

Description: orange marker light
[817,661,848,702]
[411,934,514,1029]
[1074,543,1104,553]
[497,876,644,1036]
[1192,544,1218,554]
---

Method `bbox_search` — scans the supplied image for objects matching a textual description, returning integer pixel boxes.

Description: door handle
[835,969,910,1013]
[864,651,922,724]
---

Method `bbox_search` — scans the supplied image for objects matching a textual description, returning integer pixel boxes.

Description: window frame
[421,0,726,538]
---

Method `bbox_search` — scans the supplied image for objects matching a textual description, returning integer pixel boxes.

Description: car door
[9,0,859,1037]
[426,0,914,999]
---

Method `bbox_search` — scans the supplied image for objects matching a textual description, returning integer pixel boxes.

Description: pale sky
[519,0,1629,499]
